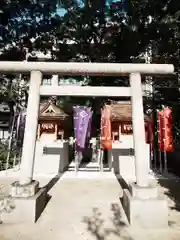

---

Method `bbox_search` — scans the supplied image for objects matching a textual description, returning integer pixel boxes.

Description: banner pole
[159,150,162,174]
[75,150,79,172]
[164,150,168,174]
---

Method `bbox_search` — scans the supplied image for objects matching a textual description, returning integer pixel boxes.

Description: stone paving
[0,172,180,240]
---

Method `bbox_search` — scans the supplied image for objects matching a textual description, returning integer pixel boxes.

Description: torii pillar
[121,72,168,228]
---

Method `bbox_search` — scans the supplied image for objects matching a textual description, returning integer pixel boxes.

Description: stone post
[51,75,59,86]
[130,73,149,187]
[19,71,42,185]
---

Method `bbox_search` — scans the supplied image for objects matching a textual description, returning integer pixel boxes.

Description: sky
[55,0,123,16]
[56,8,67,16]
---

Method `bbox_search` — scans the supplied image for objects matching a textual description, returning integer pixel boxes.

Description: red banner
[164,107,174,152]
[157,110,164,151]
[100,105,112,150]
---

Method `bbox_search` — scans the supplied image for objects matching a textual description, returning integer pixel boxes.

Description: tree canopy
[1,0,180,68]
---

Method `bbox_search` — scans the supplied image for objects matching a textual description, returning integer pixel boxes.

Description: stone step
[67,166,111,172]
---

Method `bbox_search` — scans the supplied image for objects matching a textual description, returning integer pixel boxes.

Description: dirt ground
[0,173,180,240]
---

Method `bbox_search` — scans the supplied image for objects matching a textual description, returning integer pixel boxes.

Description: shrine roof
[108,102,149,122]
[39,102,69,120]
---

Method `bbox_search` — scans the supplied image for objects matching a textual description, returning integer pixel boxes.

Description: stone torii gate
[0,61,174,227]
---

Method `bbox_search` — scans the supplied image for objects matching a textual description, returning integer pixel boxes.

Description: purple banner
[73,106,92,150]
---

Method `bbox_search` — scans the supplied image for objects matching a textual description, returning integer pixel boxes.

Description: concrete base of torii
[1,181,47,224]
[121,182,168,228]
[2,180,169,228]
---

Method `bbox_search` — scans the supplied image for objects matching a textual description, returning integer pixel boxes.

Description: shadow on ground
[43,174,62,192]
[83,203,133,240]
[158,178,180,212]
[36,173,65,222]
[157,151,180,214]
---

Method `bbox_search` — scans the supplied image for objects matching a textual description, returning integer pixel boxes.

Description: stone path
[0,172,180,240]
